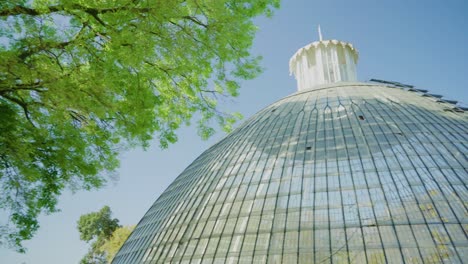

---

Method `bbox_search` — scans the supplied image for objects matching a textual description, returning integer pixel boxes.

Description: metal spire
[318,24,323,41]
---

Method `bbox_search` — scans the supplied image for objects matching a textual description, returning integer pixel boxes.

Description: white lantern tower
[289,26,359,91]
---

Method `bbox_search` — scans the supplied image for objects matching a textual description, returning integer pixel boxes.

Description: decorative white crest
[289,33,359,91]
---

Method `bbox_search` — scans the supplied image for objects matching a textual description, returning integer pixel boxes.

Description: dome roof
[113,82,468,263]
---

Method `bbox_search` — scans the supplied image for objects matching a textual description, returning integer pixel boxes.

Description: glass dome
[113,82,467,264]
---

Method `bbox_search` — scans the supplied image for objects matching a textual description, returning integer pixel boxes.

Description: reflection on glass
[114,84,467,263]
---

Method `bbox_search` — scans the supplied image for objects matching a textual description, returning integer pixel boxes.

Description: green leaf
[0,0,279,251]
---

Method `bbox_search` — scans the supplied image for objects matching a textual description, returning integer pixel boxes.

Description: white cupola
[289,26,359,91]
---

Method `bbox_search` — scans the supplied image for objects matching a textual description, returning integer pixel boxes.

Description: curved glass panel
[113,83,468,264]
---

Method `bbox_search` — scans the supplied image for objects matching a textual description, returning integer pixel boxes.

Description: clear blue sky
[2,0,467,263]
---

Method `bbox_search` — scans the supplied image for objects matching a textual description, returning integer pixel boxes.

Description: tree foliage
[77,206,121,264]
[0,0,279,251]
[77,206,119,244]
[100,225,134,263]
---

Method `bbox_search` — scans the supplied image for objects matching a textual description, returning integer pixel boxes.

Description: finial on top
[318,24,323,41]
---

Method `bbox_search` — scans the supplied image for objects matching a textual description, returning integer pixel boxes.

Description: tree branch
[181,16,208,28]
[0,83,46,95]
[0,5,43,16]
[18,23,88,60]
[1,5,152,17]
[1,94,37,127]
[1,5,208,30]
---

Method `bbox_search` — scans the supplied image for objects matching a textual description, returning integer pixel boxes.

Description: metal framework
[113,83,468,263]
